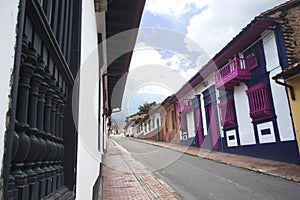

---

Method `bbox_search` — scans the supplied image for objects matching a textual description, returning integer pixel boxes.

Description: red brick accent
[144,129,157,141]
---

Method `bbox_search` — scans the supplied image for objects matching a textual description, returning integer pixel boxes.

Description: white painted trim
[226,130,238,147]
[186,111,195,138]
[262,32,295,142]
[199,93,208,136]
[257,121,276,144]
[269,68,295,141]
[262,31,280,72]
[234,84,256,146]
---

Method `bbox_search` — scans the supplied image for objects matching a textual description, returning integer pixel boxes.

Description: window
[148,121,151,132]
[246,83,272,121]
[245,54,258,70]
[218,100,235,129]
[172,110,176,129]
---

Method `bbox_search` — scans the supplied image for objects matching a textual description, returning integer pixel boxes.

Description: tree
[138,101,157,115]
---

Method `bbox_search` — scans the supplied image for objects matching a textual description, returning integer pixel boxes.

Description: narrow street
[110,137,300,200]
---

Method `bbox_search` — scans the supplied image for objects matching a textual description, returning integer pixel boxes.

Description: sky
[112,0,289,122]
[141,0,288,56]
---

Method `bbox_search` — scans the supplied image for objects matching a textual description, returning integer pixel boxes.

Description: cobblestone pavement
[133,138,300,183]
[102,139,180,200]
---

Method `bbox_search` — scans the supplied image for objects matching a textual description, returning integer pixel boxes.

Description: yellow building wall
[287,76,300,154]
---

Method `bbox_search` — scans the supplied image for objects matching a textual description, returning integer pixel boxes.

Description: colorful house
[160,96,180,144]
[172,0,300,163]
[141,106,162,141]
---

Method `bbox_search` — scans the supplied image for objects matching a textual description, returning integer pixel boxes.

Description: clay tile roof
[259,0,300,66]
[273,62,300,79]
[259,0,300,17]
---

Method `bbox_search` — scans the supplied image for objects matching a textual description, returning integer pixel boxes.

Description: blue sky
[140,4,206,35]
[113,0,289,120]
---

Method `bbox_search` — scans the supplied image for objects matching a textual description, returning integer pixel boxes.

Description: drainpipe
[273,78,295,101]
[102,72,128,116]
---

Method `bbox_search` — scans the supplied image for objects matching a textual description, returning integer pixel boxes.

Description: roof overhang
[105,0,145,113]
[273,62,300,80]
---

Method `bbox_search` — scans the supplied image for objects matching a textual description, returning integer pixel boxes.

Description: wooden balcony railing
[218,100,236,129]
[246,83,272,121]
[215,55,257,89]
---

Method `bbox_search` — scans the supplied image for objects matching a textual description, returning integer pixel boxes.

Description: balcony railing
[218,100,235,129]
[246,83,272,121]
[215,55,257,89]
[178,99,193,114]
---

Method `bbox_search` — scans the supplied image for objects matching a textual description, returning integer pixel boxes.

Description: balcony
[215,55,258,90]
[218,100,236,129]
[178,99,192,114]
[246,83,272,121]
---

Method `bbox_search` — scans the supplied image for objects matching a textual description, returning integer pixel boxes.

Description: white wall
[97,10,108,152]
[76,0,103,199]
[234,83,256,146]
[186,111,195,137]
[262,31,295,142]
[0,0,19,176]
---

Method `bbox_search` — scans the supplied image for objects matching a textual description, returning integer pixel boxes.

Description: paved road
[113,137,300,200]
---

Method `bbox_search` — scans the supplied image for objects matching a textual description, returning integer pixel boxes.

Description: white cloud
[127,44,188,98]
[180,68,198,81]
[130,42,197,81]
[185,0,289,58]
[130,42,167,71]
[145,0,208,19]
[136,85,172,95]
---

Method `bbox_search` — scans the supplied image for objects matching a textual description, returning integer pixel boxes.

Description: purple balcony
[246,83,272,121]
[178,99,192,114]
[215,55,257,90]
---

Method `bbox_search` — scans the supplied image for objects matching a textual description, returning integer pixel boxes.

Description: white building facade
[0,0,145,199]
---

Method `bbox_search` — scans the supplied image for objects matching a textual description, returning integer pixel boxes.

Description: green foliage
[137,101,157,114]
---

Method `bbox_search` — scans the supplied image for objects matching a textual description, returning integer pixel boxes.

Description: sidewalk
[102,139,181,200]
[132,138,300,183]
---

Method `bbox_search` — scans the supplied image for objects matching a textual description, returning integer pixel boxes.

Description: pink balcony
[178,99,192,114]
[246,83,272,121]
[218,100,235,129]
[215,55,257,90]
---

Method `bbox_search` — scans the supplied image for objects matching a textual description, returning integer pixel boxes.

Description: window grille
[246,83,272,121]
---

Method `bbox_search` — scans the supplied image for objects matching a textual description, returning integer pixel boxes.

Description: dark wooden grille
[4,0,81,199]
